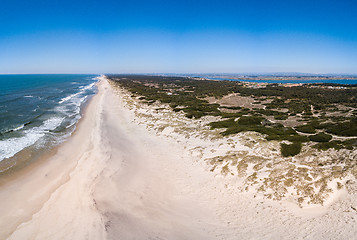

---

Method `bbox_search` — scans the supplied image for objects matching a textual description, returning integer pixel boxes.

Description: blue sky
[0,0,356,74]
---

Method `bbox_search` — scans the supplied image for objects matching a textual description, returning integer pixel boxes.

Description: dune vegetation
[108,75,357,157]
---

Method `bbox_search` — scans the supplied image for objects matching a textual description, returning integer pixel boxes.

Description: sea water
[0,74,98,164]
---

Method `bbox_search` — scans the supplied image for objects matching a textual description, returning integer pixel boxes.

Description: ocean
[0,74,98,167]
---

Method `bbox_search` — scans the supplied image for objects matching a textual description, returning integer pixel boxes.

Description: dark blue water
[0,74,98,162]
[207,77,357,85]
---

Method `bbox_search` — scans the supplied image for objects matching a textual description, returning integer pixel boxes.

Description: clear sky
[1,0,356,74]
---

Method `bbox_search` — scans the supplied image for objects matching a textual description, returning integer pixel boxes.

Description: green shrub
[295,124,316,134]
[343,138,357,145]
[265,134,281,141]
[221,127,244,136]
[342,138,357,150]
[309,133,332,142]
[220,106,242,110]
[220,112,244,118]
[274,114,288,120]
[285,135,310,142]
[313,141,343,151]
[281,142,302,157]
[238,116,263,125]
[324,119,357,136]
[209,118,237,129]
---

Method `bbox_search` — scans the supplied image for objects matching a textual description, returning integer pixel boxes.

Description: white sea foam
[0,132,45,160]
[74,96,88,107]
[59,92,81,104]
[0,117,64,161]
[80,82,95,91]
[41,117,65,131]
[59,82,95,104]
[65,119,79,129]
[2,124,26,134]
[13,124,25,131]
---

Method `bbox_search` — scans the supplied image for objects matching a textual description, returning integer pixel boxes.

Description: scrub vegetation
[108,74,357,157]
[108,75,357,206]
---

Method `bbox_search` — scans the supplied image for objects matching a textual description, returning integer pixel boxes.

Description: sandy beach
[0,76,356,240]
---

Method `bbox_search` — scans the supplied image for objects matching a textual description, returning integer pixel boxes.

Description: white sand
[1,77,356,239]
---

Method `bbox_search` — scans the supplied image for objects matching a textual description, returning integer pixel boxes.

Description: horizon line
[1,72,357,76]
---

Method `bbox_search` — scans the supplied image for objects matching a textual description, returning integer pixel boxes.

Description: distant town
[168,73,355,90]
[200,73,357,81]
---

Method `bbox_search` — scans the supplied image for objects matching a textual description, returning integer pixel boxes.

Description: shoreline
[0,79,98,183]
[1,76,356,239]
[0,74,98,172]
[0,78,102,239]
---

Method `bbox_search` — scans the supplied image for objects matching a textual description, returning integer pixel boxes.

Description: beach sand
[1,77,356,239]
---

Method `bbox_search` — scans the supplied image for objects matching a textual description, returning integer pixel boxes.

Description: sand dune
[1,77,356,239]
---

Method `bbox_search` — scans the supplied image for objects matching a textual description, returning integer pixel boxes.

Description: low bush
[209,118,237,129]
[281,142,302,157]
[324,119,357,136]
[238,116,263,125]
[342,138,357,150]
[220,112,244,118]
[309,133,332,142]
[313,141,343,151]
[220,106,242,110]
[274,114,289,120]
[295,124,316,134]
[285,135,310,143]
